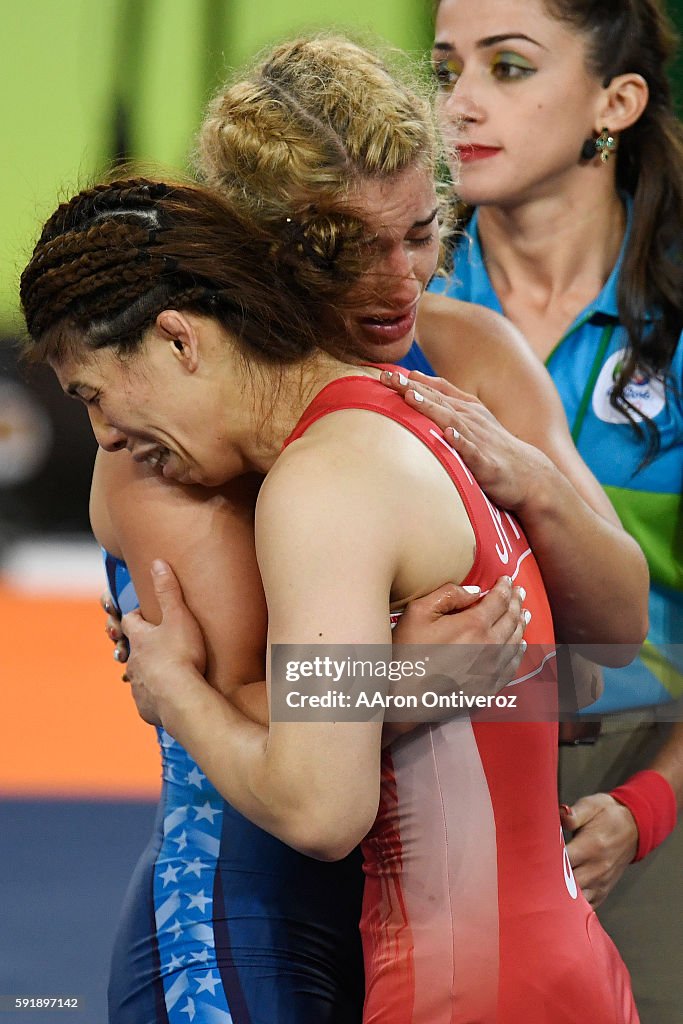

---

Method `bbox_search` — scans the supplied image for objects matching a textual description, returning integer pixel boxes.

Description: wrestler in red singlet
[285,371,639,1024]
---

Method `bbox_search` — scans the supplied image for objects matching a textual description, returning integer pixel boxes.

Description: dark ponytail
[546,0,683,455]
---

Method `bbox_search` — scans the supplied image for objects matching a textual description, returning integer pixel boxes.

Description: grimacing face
[344,163,441,364]
[52,319,251,487]
[49,167,441,482]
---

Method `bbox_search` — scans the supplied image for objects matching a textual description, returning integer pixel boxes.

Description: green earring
[580,127,617,163]
[594,127,617,163]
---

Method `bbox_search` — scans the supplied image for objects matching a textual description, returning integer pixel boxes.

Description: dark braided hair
[20,177,372,366]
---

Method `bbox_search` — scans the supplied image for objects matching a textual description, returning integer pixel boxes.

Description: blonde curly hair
[197,35,448,277]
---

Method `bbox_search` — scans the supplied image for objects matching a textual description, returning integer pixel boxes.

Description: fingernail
[411,390,424,403]
[114,648,121,662]
[446,427,460,440]
[381,370,393,381]
[502,576,513,585]
[520,639,527,653]
[151,559,167,575]
[560,804,573,817]
[518,587,526,601]
[104,600,113,614]
[122,673,130,683]
[462,585,481,595]
[523,609,532,625]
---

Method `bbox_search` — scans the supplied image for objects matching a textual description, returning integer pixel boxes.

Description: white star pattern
[160,864,180,887]
[109,564,231,1020]
[187,767,205,789]
[187,890,213,913]
[154,772,228,1019]
[183,858,208,878]
[195,802,220,824]
[195,971,221,996]
[153,753,226,1013]
[179,997,196,1021]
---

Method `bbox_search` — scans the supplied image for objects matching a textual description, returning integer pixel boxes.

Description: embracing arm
[411,295,649,657]
[90,448,268,720]
[94,447,528,736]
[122,441,400,860]
[121,412,480,860]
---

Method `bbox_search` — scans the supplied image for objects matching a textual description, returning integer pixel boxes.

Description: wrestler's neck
[227,354,380,474]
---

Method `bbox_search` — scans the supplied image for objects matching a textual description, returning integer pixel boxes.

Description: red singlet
[285,373,639,1024]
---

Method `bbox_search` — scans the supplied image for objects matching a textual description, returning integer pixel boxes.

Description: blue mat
[0,800,157,1023]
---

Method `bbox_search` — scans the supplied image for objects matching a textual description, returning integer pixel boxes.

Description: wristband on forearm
[610,770,678,862]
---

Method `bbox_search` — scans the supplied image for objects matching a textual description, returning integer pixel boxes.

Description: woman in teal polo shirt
[406,0,682,1019]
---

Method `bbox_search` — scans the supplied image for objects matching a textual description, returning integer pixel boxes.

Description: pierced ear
[155,310,200,372]
[597,73,649,134]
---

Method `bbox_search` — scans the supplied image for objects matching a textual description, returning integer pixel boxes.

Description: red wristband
[610,770,678,862]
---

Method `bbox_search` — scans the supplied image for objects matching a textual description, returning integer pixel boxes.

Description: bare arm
[93,447,527,734]
[410,294,649,655]
[120,413,477,860]
[563,719,683,906]
[91,448,268,715]
[120,446,395,860]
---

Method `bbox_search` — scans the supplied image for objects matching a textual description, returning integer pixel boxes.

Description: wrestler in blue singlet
[397,341,435,377]
[104,554,364,1024]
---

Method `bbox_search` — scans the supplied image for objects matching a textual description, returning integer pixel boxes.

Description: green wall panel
[2,0,432,330]
[2,0,119,328]
[3,0,681,331]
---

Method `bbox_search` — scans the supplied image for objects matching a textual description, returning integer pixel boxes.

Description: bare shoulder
[90,449,132,553]
[259,406,435,516]
[92,451,267,687]
[417,292,540,392]
[256,407,436,572]
[91,448,264,620]
[255,403,473,596]
[419,290,511,337]
[255,411,411,643]
[90,448,190,537]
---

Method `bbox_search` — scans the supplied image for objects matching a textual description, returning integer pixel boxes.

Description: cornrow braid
[36,180,169,247]
[20,176,373,368]
[22,222,165,337]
